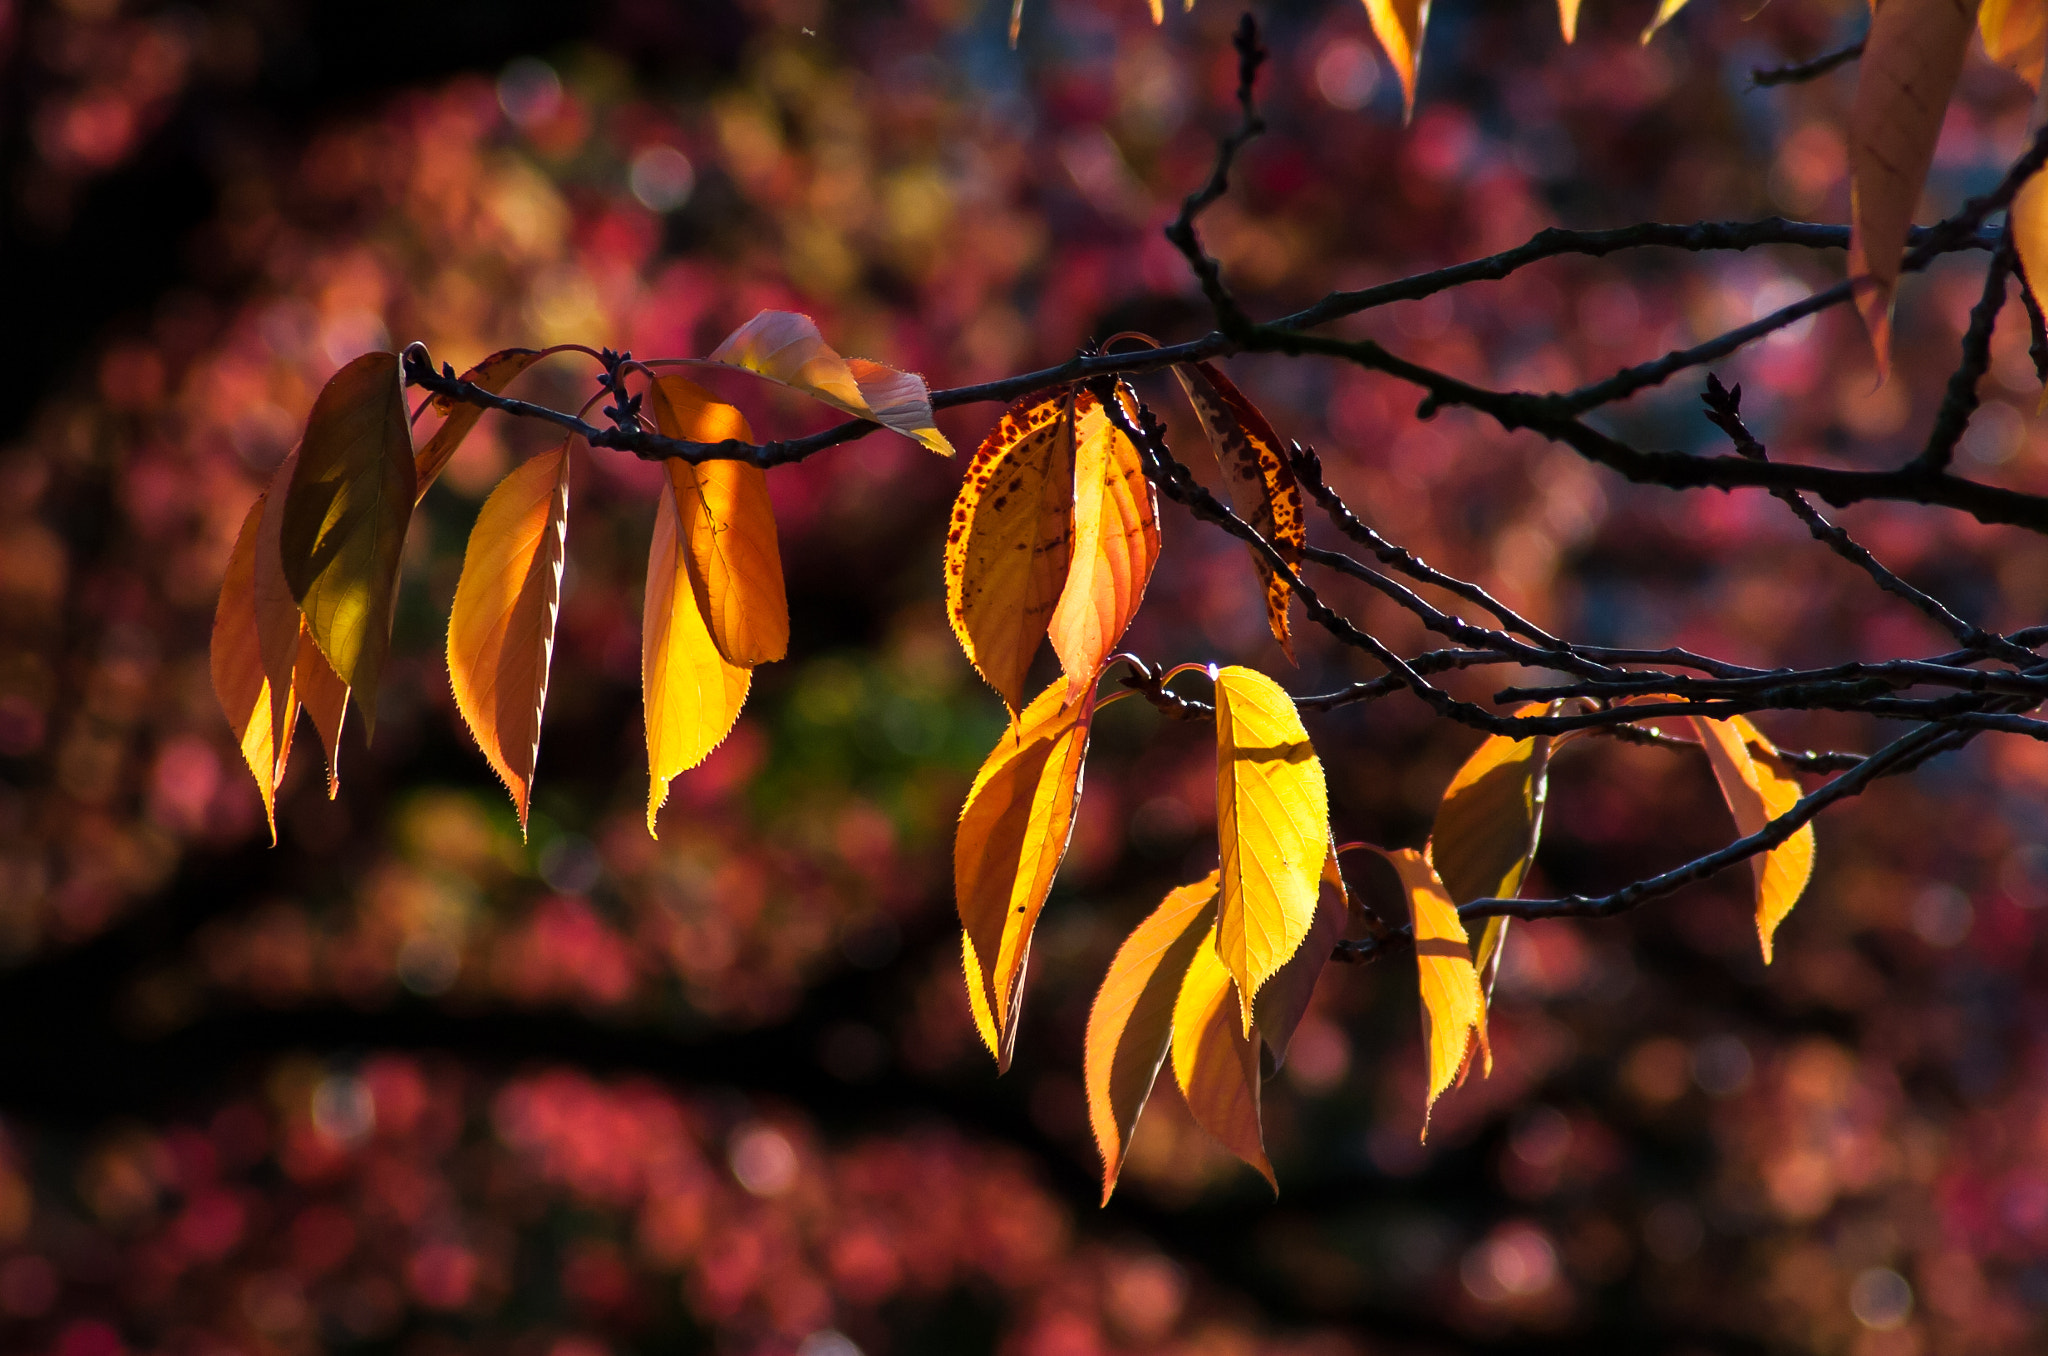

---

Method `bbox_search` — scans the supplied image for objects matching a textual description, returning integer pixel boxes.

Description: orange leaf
[1690,715,1816,963]
[646,377,789,667]
[1174,363,1306,662]
[1846,0,1980,377]
[1558,0,1582,41]
[280,351,416,737]
[956,678,1097,1069]
[2013,170,2048,411]
[447,440,573,832]
[1639,0,1691,43]
[1251,844,1346,1073]
[706,311,953,455]
[1373,846,1485,1137]
[414,348,548,499]
[946,389,1080,716]
[643,463,753,835]
[293,627,349,800]
[1428,711,1552,1007]
[1981,0,2047,89]
[1361,0,1430,121]
[1172,922,1276,1191]
[1085,871,1217,1204]
[1048,393,1158,699]
[212,494,295,843]
[1215,665,1328,1036]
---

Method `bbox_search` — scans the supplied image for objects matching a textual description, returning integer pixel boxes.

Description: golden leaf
[1428,712,1551,1008]
[2013,170,2048,411]
[415,347,549,499]
[1690,715,1816,964]
[211,494,295,843]
[1640,0,1690,43]
[706,310,953,455]
[1362,0,1431,121]
[1085,871,1217,1204]
[1172,922,1276,1190]
[1374,846,1485,1137]
[1981,0,2047,89]
[1048,394,1158,699]
[1558,0,1583,42]
[1214,664,1329,1035]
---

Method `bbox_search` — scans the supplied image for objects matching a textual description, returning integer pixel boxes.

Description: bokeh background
[3,0,2048,1351]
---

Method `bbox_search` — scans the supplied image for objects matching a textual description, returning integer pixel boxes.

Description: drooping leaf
[1981,0,2047,90]
[252,450,310,772]
[1639,0,1690,43]
[414,347,549,499]
[956,679,1098,1069]
[1690,715,1816,964]
[1251,844,1346,1073]
[279,351,417,737]
[2013,170,2048,409]
[1428,714,1552,1005]
[1085,872,1217,1204]
[1173,922,1277,1190]
[1373,846,1485,1137]
[647,376,789,667]
[642,451,753,836]
[293,627,349,799]
[1049,392,1158,699]
[447,440,574,832]
[946,388,1080,716]
[1214,664,1329,1035]
[1361,0,1431,121]
[212,494,295,843]
[1846,0,1980,377]
[705,310,953,455]
[1558,0,1582,42]
[1173,363,1306,662]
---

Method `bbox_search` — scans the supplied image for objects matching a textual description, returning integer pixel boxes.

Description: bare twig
[1751,40,1864,88]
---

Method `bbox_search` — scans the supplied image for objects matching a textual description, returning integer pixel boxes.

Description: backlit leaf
[706,310,953,455]
[1558,0,1582,42]
[1690,714,1816,964]
[212,494,295,843]
[642,450,753,836]
[956,679,1097,1069]
[946,389,1080,716]
[1981,0,2046,89]
[1639,0,1690,43]
[1374,846,1485,1137]
[1172,923,1276,1191]
[252,451,310,774]
[1174,363,1306,662]
[1048,392,1158,699]
[280,351,416,737]
[1085,871,1217,1204]
[2014,170,2048,409]
[1251,844,1346,1073]
[1362,0,1430,121]
[647,376,789,667]
[293,627,349,799]
[414,347,548,498]
[1215,664,1329,1035]
[447,440,573,832]
[1846,0,1979,377]
[1429,714,1551,1007]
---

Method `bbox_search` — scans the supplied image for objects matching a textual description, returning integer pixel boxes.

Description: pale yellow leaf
[1690,715,1816,964]
[1049,396,1158,700]
[1172,922,1276,1190]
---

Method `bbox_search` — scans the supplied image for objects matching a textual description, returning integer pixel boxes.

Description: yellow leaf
[1172,922,1276,1191]
[1085,871,1217,1204]
[1215,664,1329,1035]
[1847,0,1981,377]
[946,389,1080,716]
[1640,0,1690,43]
[1428,712,1552,1007]
[1250,844,1346,1072]
[252,450,310,778]
[211,494,295,843]
[1690,715,1816,963]
[642,451,753,837]
[646,377,789,667]
[414,347,548,499]
[1558,0,1582,41]
[1981,0,2047,89]
[955,679,1097,1068]
[706,310,953,455]
[1048,394,1158,700]
[1361,0,1430,121]
[2014,171,2048,411]
[279,351,417,737]
[293,625,349,800]
[447,441,574,832]
[1174,363,1306,662]
[1374,847,1485,1137]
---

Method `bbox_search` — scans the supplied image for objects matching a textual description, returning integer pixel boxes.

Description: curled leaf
[1172,922,1276,1191]
[706,310,953,455]
[415,347,549,498]
[956,679,1097,1069]
[1174,363,1305,662]
[1372,846,1485,1138]
[447,441,574,832]
[212,495,296,843]
[1085,872,1217,1204]
[280,351,416,737]
[946,389,1080,716]
[1362,0,1431,121]
[1215,664,1329,1036]
[1690,715,1816,964]
[1049,392,1159,699]
[647,377,789,667]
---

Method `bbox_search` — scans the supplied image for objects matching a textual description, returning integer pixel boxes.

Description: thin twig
[1751,40,1864,88]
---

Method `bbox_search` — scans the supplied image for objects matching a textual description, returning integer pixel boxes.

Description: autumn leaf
[1372,846,1485,1136]
[279,351,417,737]
[1214,664,1329,1035]
[1558,0,1582,42]
[1980,0,2047,89]
[1362,0,1430,121]
[946,388,1080,716]
[1173,921,1276,1190]
[212,494,296,843]
[642,447,753,836]
[1429,715,1551,1004]
[705,310,953,455]
[1048,391,1158,699]
[956,678,1097,1069]
[647,376,789,667]
[1173,363,1306,662]
[1250,844,1346,1073]
[293,628,349,799]
[1639,0,1691,43]
[1085,871,1217,1204]
[1690,714,1816,964]
[2014,171,2048,409]
[414,347,550,499]
[253,450,311,775]
[1846,0,1980,376]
